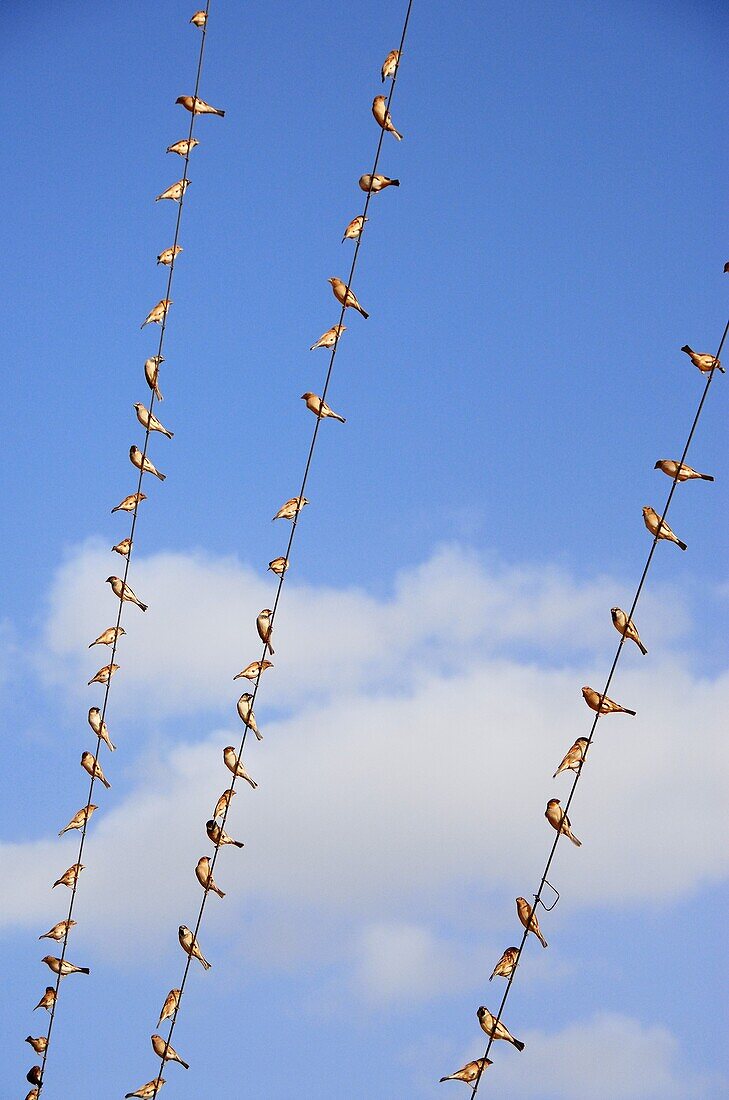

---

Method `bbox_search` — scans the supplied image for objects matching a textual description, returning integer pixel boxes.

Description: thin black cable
[471,319,728,1094]
[33,10,212,1095]
[149,4,415,1092]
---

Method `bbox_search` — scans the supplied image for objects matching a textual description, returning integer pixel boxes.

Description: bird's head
[105,576,116,584]
[41,956,52,965]
[515,897,527,906]
[223,746,234,755]
[576,737,589,746]
[328,277,336,285]
[260,608,272,616]
[610,607,619,617]
[133,402,142,412]
[477,1006,486,1018]
[205,820,215,831]
[642,506,651,515]
[175,96,187,105]
[178,925,186,935]
[654,461,663,469]
[301,392,312,400]
[581,686,591,695]
[547,798,560,807]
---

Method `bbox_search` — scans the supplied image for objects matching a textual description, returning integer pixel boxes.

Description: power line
[470,315,727,1094]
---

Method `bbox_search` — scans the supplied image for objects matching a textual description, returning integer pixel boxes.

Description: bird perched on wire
[176,94,225,117]
[611,607,647,654]
[439,1058,492,1084]
[39,919,76,942]
[25,1036,48,1055]
[273,497,308,522]
[134,403,174,438]
[190,9,207,27]
[301,392,347,422]
[234,660,273,682]
[26,1068,42,1087]
[329,277,369,318]
[256,608,275,653]
[34,988,56,1013]
[89,706,116,752]
[58,805,97,836]
[141,299,172,328]
[654,459,714,483]
[144,355,164,401]
[157,989,180,1028]
[342,215,367,243]
[222,746,258,789]
[106,575,148,611]
[195,855,225,897]
[53,862,84,889]
[268,556,289,576]
[151,1032,190,1070]
[310,324,346,351]
[381,49,400,81]
[489,946,519,982]
[213,788,235,819]
[155,178,190,203]
[88,626,125,649]
[130,444,166,481]
[167,137,199,157]
[642,506,687,550]
[545,798,582,846]
[477,1006,525,1051]
[125,1078,166,1099]
[87,662,119,687]
[157,245,183,266]
[680,344,724,373]
[112,537,132,557]
[112,491,146,514]
[236,693,262,740]
[359,173,400,193]
[179,925,211,968]
[42,955,90,977]
[553,737,588,778]
[81,750,111,789]
[206,818,244,848]
[582,685,636,716]
[372,94,403,140]
[516,896,547,948]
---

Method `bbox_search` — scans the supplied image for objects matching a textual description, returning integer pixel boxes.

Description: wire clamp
[536,879,560,912]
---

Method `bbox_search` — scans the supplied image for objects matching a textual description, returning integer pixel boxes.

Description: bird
[234,660,273,681]
[359,173,400,193]
[27,1068,42,1086]
[141,299,172,328]
[236,693,262,740]
[328,277,369,318]
[582,685,636,716]
[112,537,132,557]
[381,49,400,81]
[58,805,97,836]
[310,324,346,350]
[151,1032,190,1070]
[144,355,164,401]
[516,896,547,948]
[179,925,211,969]
[545,798,582,846]
[195,855,225,897]
[301,392,346,422]
[134,403,174,438]
[88,626,125,648]
[88,706,116,752]
[87,662,119,687]
[213,788,235,819]
[273,497,308,522]
[107,575,148,611]
[611,607,647,654]
[222,746,258,789]
[553,737,588,778]
[81,750,111,789]
[342,215,367,243]
[157,245,183,266]
[268,557,289,576]
[477,1006,525,1051]
[489,946,519,981]
[206,818,244,848]
[256,608,275,653]
[190,9,207,27]
[39,919,76,942]
[642,506,687,550]
[26,1088,40,1100]
[439,1058,492,1084]
[654,459,714,483]
[112,491,147,514]
[725,261,729,273]
[130,444,166,481]
[125,1079,166,1099]
[42,955,90,977]
[155,179,189,203]
[372,94,403,140]
[53,862,84,889]
[25,1036,48,1055]
[167,137,199,156]
[34,987,56,1013]
[680,344,724,373]
[157,988,181,1028]
[176,95,225,117]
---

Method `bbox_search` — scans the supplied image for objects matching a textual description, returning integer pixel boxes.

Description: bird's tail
[622,707,637,716]
[213,108,226,117]
[552,768,560,779]
[570,833,582,847]
[245,776,258,790]
[180,1058,190,1070]
[392,127,403,141]
[79,966,91,975]
[333,413,347,423]
[718,364,726,373]
[677,539,687,551]
[165,429,174,439]
[390,179,401,186]
[538,932,548,949]
[138,602,149,612]
[233,840,244,849]
[512,1038,526,1052]
[88,641,98,649]
[359,307,370,319]
[700,473,715,481]
[254,729,264,741]
[439,1074,457,1082]
[155,470,166,481]
[267,643,275,655]
[681,344,693,354]
[201,957,211,970]
[638,639,648,655]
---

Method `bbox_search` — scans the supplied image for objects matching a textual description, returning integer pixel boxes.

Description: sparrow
[545,798,582,846]
[611,607,647,654]
[112,537,132,557]
[81,750,111,788]
[26,1089,40,1100]
[155,178,189,203]
[27,1068,42,1086]
[439,1058,492,1084]
[167,137,199,156]
[151,1032,190,1070]
[234,660,273,681]
[381,49,400,81]
[213,788,235,819]
[107,575,148,611]
[87,662,119,686]
[145,355,164,401]
[273,497,308,522]
[680,344,724,373]
[301,392,346,422]
[125,1079,166,1099]
[310,325,346,350]
[39,919,76,942]
[516,896,547,948]
[654,459,714,483]
[176,95,225,117]
[178,925,211,968]
[552,737,588,778]
[53,862,84,889]
[359,173,400,193]
[328,277,369,318]
[59,805,97,835]
[195,855,225,897]
[643,506,687,550]
[477,1006,525,1051]
[141,299,172,328]
[34,988,56,1013]
[256,608,275,653]
[489,946,519,981]
[157,989,181,1027]
[222,746,258,789]
[372,94,403,140]
[134,403,174,438]
[130,444,166,481]
[190,10,207,27]
[89,706,116,752]
[112,491,147,513]
[206,818,244,848]
[42,955,90,977]
[342,215,367,242]
[89,626,125,648]
[25,1036,48,1054]
[268,557,289,575]
[582,686,636,716]
[237,693,262,740]
[157,245,183,266]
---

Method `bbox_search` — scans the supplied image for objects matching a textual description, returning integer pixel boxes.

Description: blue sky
[2,0,728,1097]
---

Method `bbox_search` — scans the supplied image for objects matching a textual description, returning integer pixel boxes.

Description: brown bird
[611,607,647,654]
[372,94,403,140]
[342,215,367,243]
[81,750,111,789]
[654,459,714,483]
[489,946,519,982]
[178,924,211,969]
[155,178,189,203]
[130,444,166,481]
[112,537,132,557]
[34,987,56,1013]
[157,989,181,1028]
[477,1006,525,1051]
[273,497,308,522]
[329,277,369,318]
[582,685,636,716]
[87,662,119,687]
[88,626,126,648]
[106,575,148,611]
[89,706,116,752]
[381,49,400,82]
[359,173,400,193]
[58,805,97,836]
[144,355,164,401]
[134,402,174,438]
[151,1032,190,1070]
[195,855,225,897]
[545,798,582,846]
[176,95,225,117]
[189,10,207,27]
[516,896,547,948]
[236,693,262,740]
[125,1079,166,1099]
[167,137,199,156]
[301,392,346,422]
[643,506,687,550]
[27,1068,42,1086]
[680,344,724,374]
[42,955,90,977]
[206,818,244,848]
[222,746,257,789]
[157,246,183,266]
[112,491,147,514]
[53,863,84,889]
[25,1036,48,1055]
[268,556,289,576]
[234,660,273,682]
[26,1088,40,1100]
[141,299,172,328]
[213,788,236,820]
[256,608,275,654]
[552,737,588,778]
[439,1058,492,1084]
[724,261,729,273]
[39,919,76,942]
[310,324,346,350]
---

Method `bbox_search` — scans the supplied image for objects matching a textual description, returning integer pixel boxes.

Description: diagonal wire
[33,7,214,1094]
[471,319,728,1094]
[148,3,415,1093]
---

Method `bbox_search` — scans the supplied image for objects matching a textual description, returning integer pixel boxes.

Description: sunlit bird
[236,693,262,740]
[42,955,90,977]
[206,818,244,848]
[553,737,588,778]
[439,1058,492,1084]
[39,919,76,942]
[190,10,207,27]
[477,1006,525,1051]
[88,626,125,648]
[167,137,199,156]
[157,245,183,266]
[53,862,84,889]
[642,506,686,550]
[516,896,547,948]
[680,344,724,373]
[195,855,225,897]
[256,608,275,654]
[582,685,636,716]
[178,924,211,969]
[155,178,189,203]
[112,491,146,514]
[234,660,273,682]
[34,987,56,1013]
[107,575,148,611]
[89,706,116,752]
[545,798,582,846]
[125,1078,166,1099]
[81,750,111,789]
[27,1068,42,1086]
[157,989,181,1028]
[372,94,403,140]
[329,277,369,318]
[213,788,235,819]
[489,946,519,981]
[112,537,132,557]
[310,324,346,350]
[268,557,289,576]
[59,804,97,836]
[87,662,119,687]
[145,355,164,401]
[342,215,367,242]
[381,49,400,82]
[611,607,647,654]
[25,1036,48,1055]
[301,392,346,422]
[141,299,172,328]
[134,402,174,438]
[176,95,225,117]
[222,746,258,789]
[151,1032,190,1070]
[273,497,308,522]
[654,459,714,483]
[359,173,400,193]
[130,444,166,481]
